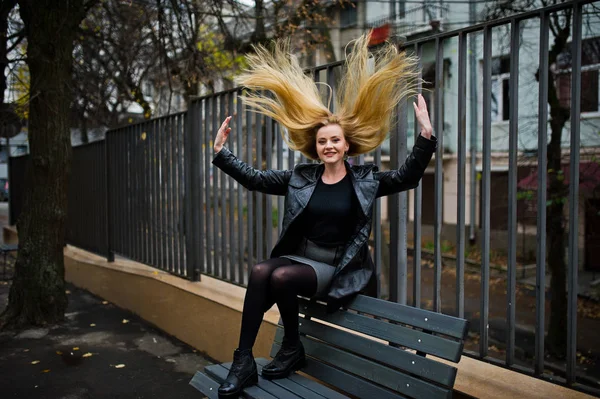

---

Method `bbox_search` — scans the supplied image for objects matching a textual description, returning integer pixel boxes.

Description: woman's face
[316,124,349,165]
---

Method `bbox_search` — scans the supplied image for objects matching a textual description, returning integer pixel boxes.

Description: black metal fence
[8,0,599,395]
[66,141,108,256]
[107,112,189,276]
[9,142,109,257]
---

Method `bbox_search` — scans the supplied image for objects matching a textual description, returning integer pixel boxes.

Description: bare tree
[1,0,93,329]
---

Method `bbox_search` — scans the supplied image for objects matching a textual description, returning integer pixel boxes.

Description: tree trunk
[544,29,571,357]
[1,0,86,330]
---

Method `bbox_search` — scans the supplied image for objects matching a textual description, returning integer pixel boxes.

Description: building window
[340,2,357,28]
[491,56,510,122]
[556,37,600,114]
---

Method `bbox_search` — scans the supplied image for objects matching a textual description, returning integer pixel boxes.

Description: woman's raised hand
[413,94,433,139]
[214,116,232,153]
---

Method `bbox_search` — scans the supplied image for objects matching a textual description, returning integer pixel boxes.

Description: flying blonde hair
[236,32,420,160]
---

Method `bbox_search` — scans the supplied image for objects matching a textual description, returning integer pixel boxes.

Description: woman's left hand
[413,94,433,139]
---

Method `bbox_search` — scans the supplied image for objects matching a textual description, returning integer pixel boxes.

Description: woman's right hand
[214,116,232,153]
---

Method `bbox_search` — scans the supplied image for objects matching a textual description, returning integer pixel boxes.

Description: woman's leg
[238,257,294,351]
[269,264,317,341]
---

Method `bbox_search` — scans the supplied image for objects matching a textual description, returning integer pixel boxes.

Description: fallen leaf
[114,364,126,368]
[122,319,129,324]
[42,369,50,373]
[102,301,108,305]
[82,353,93,358]
[152,271,159,275]
[65,290,71,294]
[90,323,96,327]
[56,351,63,355]
[31,360,40,365]
[23,349,29,352]
[72,347,79,351]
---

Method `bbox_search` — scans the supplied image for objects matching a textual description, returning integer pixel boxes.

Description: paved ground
[0,201,213,398]
[0,282,212,398]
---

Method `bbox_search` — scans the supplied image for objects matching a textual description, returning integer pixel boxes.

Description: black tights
[238,258,317,351]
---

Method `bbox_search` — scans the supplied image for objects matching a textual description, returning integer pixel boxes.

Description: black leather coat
[212,134,437,311]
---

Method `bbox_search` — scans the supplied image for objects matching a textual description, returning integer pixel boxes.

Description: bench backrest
[271,295,469,399]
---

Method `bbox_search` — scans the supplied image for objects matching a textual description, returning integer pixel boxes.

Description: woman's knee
[249,260,283,283]
[269,268,294,292]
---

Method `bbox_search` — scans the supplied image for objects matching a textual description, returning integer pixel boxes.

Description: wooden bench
[190,294,469,399]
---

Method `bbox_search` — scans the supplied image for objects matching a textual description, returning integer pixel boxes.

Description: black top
[300,174,358,247]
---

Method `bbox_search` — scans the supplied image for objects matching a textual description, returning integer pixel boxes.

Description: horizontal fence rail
[7,1,599,395]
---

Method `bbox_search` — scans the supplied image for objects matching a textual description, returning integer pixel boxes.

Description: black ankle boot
[218,348,258,398]
[261,337,306,380]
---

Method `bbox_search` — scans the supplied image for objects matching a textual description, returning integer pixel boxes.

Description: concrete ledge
[2,226,594,399]
[63,246,280,363]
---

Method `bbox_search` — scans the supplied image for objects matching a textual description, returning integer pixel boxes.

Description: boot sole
[261,356,307,380]
[218,372,258,398]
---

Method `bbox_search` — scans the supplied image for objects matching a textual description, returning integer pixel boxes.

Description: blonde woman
[212,33,436,398]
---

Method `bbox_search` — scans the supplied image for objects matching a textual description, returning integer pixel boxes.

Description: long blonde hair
[236,32,420,160]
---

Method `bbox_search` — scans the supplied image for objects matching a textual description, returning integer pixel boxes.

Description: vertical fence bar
[175,114,183,275]
[126,131,133,260]
[389,103,400,303]
[144,123,149,264]
[205,98,214,275]
[536,10,549,375]
[276,124,284,236]
[192,106,202,281]
[212,96,221,277]
[117,131,124,256]
[237,91,245,284]
[433,37,444,313]
[105,133,114,261]
[158,119,164,268]
[480,25,493,358]
[256,114,264,262]
[161,119,168,270]
[399,94,408,305]
[265,116,273,257]
[169,117,175,274]
[178,113,187,276]
[456,32,467,318]
[220,94,228,279]
[374,146,382,299]
[413,43,423,308]
[140,126,146,264]
[131,126,137,262]
[327,66,336,112]
[228,94,236,282]
[567,1,582,385]
[135,124,142,263]
[165,118,172,272]
[155,120,160,267]
[507,18,520,366]
[247,109,255,275]
[130,126,137,262]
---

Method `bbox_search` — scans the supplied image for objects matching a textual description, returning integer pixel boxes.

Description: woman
[212,33,436,398]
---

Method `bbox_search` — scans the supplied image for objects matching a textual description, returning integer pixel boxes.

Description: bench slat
[273,338,452,399]
[287,317,457,387]
[344,296,468,339]
[294,352,410,399]
[255,358,337,399]
[204,364,279,399]
[189,371,220,399]
[298,299,463,362]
